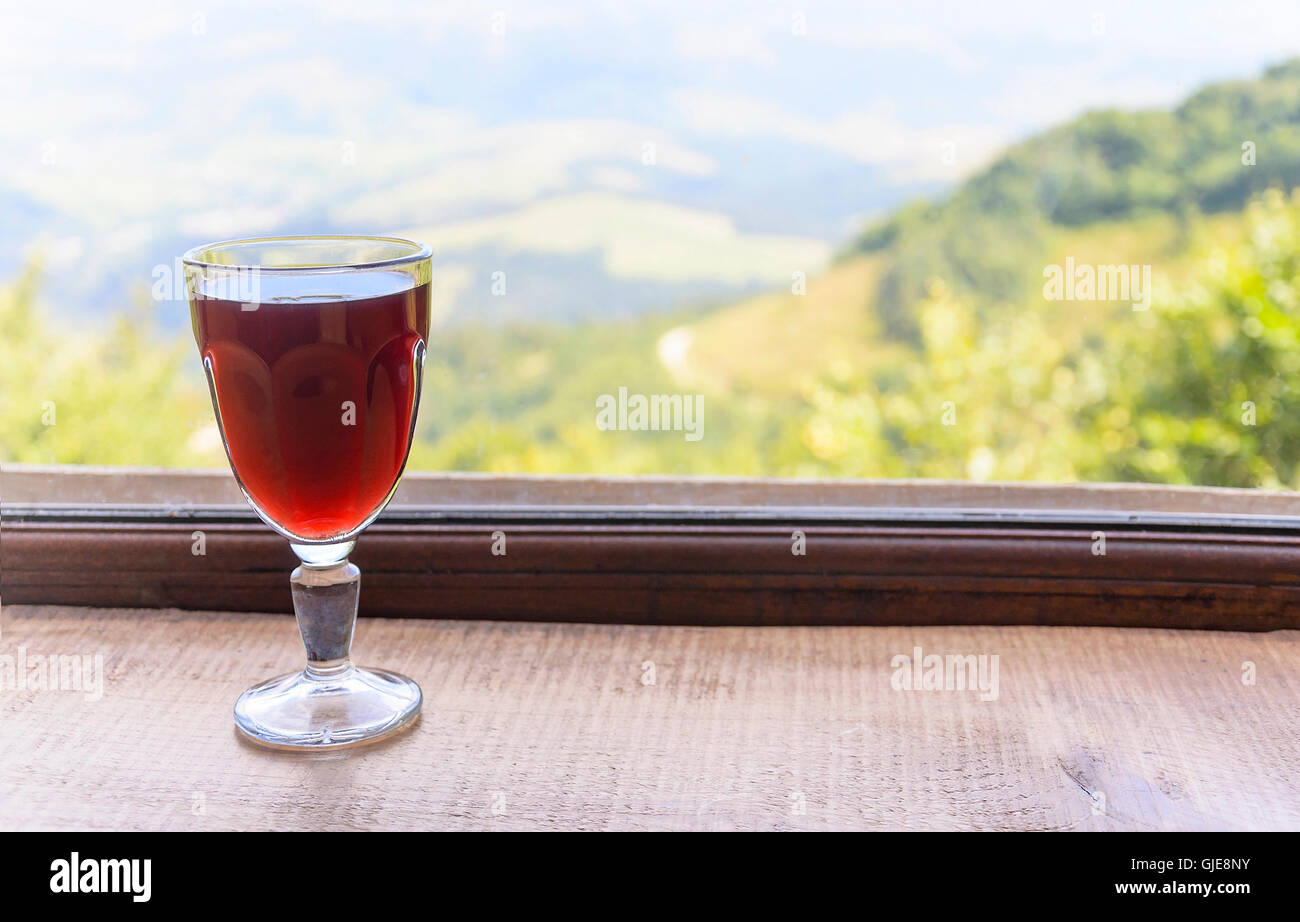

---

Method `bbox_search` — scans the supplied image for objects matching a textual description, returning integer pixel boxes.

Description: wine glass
[183,236,432,750]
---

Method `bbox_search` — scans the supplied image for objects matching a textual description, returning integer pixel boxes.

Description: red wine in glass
[192,275,429,541]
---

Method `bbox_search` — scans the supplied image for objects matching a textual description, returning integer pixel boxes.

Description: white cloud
[987,70,1188,127]
[674,24,776,66]
[213,30,298,59]
[178,206,288,240]
[799,21,981,72]
[588,165,646,193]
[675,90,1006,182]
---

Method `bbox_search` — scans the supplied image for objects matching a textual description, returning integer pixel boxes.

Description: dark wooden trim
[5,506,1300,630]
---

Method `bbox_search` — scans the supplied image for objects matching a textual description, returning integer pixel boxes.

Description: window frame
[4,464,1300,630]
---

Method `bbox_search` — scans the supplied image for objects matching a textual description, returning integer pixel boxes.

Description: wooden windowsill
[7,465,1300,630]
[1,605,1296,831]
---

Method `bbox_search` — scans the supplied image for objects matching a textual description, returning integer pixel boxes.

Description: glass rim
[182,234,432,273]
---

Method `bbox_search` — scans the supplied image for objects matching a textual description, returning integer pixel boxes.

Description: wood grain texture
[1,605,1297,831]
[7,519,1300,629]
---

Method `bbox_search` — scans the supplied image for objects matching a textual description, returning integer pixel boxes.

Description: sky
[2,0,1299,324]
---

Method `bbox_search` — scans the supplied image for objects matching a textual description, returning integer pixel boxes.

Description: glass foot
[234,665,422,751]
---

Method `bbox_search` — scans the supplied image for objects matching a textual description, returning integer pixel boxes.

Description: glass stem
[290,556,360,680]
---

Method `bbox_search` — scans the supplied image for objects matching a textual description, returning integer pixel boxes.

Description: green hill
[852,58,1300,341]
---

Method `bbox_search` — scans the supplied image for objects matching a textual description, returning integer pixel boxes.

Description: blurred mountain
[11,55,1300,488]
[401,58,1300,481]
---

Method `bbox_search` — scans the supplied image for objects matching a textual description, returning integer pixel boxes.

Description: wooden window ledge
[0,606,1296,831]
